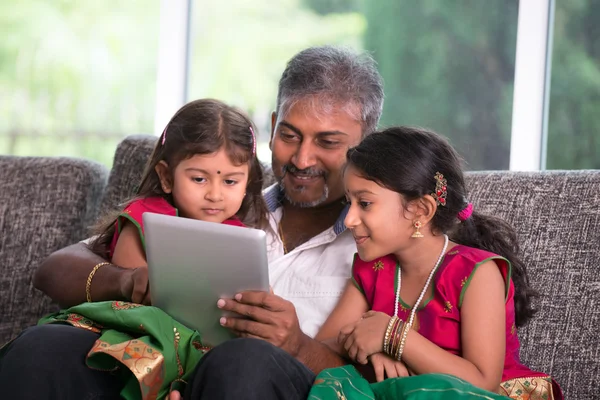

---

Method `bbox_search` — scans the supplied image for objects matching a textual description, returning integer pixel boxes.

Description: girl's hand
[369,352,410,382]
[338,311,391,364]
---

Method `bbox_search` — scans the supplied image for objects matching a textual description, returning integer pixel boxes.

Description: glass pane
[188,0,365,162]
[189,0,518,170]
[0,1,160,166]
[546,1,600,170]
[365,1,518,170]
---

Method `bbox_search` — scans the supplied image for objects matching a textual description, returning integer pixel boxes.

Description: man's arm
[294,332,347,373]
[33,242,150,308]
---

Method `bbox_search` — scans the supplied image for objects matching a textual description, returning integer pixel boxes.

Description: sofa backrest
[99,135,156,215]
[0,156,108,344]
[466,170,600,399]
[103,136,600,398]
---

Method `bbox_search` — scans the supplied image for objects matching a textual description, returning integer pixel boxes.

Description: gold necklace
[278,218,288,254]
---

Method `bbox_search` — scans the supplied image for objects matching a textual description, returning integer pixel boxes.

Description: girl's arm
[111,222,148,269]
[315,281,370,355]
[401,260,506,391]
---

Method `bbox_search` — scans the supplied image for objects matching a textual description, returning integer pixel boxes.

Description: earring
[411,221,424,238]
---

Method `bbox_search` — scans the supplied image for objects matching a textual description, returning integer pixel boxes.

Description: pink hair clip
[249,126,257,156]
[458,202,473,221]
[161,126,167,145]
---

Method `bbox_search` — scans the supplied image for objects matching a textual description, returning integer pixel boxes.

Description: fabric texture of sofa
[0,135,598,399]
[0,156,107,342]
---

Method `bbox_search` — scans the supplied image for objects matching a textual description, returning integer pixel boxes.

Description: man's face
[270,99,363,207]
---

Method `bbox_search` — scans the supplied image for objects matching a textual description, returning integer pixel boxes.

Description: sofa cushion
[0,156,108,344]
[98,135,156,215]
[466,170,600,400]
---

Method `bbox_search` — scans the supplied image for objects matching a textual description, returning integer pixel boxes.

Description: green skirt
[308,365,507,400]
[37,301,207,400]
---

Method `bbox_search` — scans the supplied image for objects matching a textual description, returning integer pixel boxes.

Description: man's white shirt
[263,184,356,338]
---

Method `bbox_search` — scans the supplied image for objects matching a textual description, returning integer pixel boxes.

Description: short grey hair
[276,45,384,135]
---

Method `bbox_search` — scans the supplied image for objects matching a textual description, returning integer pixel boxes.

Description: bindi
[217,170,221,174]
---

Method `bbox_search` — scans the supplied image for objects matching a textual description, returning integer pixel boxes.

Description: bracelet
[389,319,403,358]
[86,262,111,302]
[383,316,397,353]
[396,319,411,361]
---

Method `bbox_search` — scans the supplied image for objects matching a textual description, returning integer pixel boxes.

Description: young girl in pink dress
[33,99,270,399]
[315,126,562,399]
[91,98,268,269]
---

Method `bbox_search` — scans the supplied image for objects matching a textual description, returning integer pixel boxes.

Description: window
[188,0,519,170]
[188,0,364,162]
[0,1,160,166]
[546,1,600,169]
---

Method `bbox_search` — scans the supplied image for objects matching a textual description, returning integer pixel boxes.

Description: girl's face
[343,164,415,262]
[159,148,249,223]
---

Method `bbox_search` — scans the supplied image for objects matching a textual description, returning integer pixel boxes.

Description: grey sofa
[0,135,598,399]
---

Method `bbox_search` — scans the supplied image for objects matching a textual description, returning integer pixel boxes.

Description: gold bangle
[396,320,411,361]
[383,316,397,353]
[86,262,111,302]
[391,319,404,358]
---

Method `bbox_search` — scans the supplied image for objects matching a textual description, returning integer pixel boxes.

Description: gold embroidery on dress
[111,301,144,310]
[89,339,164,399]
[174,327,184,378]
[461,276,468,287]
[192,340,212,353]
[511,323,516,336]
[497,376,555,400]
[312,377,350,400]
[447,249,460,255]
[65,313,102,333]
[444,301,453,313]
[372,261,384,271]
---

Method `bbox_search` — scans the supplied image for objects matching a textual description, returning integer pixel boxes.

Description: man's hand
[118,267,151,305]
[217,291,307,356]
[369,352,409,382]
[338,311,390,364]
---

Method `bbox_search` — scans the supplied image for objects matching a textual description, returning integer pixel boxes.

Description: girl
[313,127,562,399]
[38,99,269,400]
[90,98,268,268]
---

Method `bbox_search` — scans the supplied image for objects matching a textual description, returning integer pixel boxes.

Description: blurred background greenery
[0,0,598,169]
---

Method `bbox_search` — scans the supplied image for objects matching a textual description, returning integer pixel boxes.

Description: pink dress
[352,245,562,399]
[109,197,245,258]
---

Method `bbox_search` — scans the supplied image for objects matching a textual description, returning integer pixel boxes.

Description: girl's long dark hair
[90,99,269,257]
[346,126,537,326]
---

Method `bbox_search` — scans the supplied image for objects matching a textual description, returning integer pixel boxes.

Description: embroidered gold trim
[497,376,554,400]
[111,301,144,310]
[444,301,453,313]
[372,261,384,271]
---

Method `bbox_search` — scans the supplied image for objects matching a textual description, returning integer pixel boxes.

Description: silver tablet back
[143,212,269,346]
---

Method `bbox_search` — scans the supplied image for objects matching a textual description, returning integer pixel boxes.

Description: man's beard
[279,164,329,208]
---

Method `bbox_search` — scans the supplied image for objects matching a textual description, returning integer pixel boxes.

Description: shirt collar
[264,183,348,236]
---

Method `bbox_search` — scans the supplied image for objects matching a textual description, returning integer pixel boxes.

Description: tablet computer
[143,212,270,347]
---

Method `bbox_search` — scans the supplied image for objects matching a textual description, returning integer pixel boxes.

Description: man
[0,45,384,399]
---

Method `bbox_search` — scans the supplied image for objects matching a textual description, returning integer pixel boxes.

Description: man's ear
[155,161,173,194]
[269,112,277,151]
